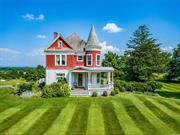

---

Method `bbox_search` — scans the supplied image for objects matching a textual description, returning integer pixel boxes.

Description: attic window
[58,41,63,48]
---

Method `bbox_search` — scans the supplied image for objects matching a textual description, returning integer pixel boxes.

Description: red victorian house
[44,26,114,95]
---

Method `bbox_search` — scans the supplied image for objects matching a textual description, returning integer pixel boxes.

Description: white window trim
[55,54,67,66]
[86,54,92,66]
[58,40,63,48]
[56,73,65,80]
[96,54,101,66]
[77,55,84,62]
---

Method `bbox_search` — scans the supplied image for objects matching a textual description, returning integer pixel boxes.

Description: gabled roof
[45,34,74,51]
[86,26,101,50]
[66,33,86,53]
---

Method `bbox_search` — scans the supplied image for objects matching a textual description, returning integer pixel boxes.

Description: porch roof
[70,66,114,72]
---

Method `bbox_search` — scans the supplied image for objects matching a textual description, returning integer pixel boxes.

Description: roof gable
[47,35,73,51]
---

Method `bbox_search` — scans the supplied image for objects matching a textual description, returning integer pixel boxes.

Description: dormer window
[58,41,63,48]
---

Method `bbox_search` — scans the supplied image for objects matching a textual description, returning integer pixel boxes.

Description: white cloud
[0,48,20,54]
[161,46,173,52]
[102,23,123,33]
[0,48,21,62]
[22,13,44,21]
[36,34,47,39]
[100,41,120,54]
[27,48,44,57]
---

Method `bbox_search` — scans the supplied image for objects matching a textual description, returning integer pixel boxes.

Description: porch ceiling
[70,66,114,72]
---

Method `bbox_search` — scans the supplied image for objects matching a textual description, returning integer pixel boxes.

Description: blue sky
[0,0,179,67]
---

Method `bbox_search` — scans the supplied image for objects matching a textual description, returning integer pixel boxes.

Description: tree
[166,44,180,81]
[125,25,170,82]
[102,52,126,78]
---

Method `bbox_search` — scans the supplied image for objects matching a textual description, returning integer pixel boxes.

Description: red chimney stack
[53,32,58,39]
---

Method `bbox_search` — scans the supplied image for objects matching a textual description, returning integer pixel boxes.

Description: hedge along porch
[68,67,114,95]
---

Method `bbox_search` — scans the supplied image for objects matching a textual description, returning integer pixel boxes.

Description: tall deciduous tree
[166,44,180,81]
[125,25,170,82]
[102,52,125,78]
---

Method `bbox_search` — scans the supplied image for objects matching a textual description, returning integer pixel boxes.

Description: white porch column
[112,72,114,89]
[88,72,91,90]
[68,72,72,89]
[108,72,111,89]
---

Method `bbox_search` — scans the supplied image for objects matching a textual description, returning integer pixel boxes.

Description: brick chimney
[53,32,58,39]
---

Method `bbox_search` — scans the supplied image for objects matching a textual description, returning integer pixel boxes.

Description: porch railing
[88,83,113,90]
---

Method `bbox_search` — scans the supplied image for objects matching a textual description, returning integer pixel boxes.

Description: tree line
[102,25,180,83]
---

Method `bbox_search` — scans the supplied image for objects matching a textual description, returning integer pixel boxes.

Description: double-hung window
[56,55,61,65]
[87,54,92,66]
[55,55,66,66]
[61,55,66,65]
[56,73,65,80]
[96,54,100,66]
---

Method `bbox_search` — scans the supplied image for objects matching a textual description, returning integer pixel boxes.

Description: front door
[78,73,83,87]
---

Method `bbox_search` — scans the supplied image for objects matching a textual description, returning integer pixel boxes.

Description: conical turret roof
[86,26,101,50]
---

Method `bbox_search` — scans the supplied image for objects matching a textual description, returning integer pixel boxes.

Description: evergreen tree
[166,44,180,81]
[125,25,169,82]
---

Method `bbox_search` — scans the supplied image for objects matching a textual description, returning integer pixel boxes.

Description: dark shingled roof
[66,33,86,53]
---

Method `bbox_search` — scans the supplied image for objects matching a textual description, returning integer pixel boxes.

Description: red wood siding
[48,37,73,50]
[85,50,101,67]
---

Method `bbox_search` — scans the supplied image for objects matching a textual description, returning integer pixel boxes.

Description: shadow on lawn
[156,91,180,99]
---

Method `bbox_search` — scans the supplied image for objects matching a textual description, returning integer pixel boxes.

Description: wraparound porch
[68,67,114,94]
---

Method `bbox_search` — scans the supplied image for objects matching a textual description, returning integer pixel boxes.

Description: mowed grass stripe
[112,100,143,135]
[0,105,37,132]
[66,102,90,135]
[120,97,158,135]
[137,96,180,133]
[127,95,174,135]
[44,103,76,135]
[0,107,21,123]
[147,98,180,122]
[101,101,124,135]
[25,107,61,135]
[3,107,49,135]
[161,83,180,91]
[157,99,180,114]
[86,103,105,135]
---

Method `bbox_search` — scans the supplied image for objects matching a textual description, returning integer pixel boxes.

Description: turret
[85,26,101,67]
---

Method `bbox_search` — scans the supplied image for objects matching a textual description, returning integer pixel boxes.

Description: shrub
[16,82,35,95]
[57,77,67,84]
[111,91,115,96]
[42,81,70,98]
[102,91,108,96]
[114,88,119,94]
[146,81,162,92]
[114,80,127,92]
[92,91,98,97]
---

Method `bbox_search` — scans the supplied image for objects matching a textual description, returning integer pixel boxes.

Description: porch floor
[70,89,89,96]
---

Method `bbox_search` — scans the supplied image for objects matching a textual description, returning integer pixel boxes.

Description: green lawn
[0,88,180,135]
[157,82,180,99]
[0,79,26,86]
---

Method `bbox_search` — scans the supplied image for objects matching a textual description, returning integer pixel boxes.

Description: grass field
[0,87,180,135]
[0,79,26,86]
[157,82,180,99]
